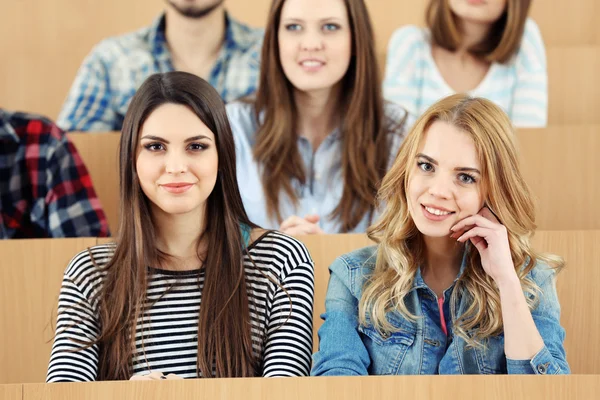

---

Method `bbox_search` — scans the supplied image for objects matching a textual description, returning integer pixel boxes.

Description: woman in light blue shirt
[226,0,411,234]
[384,0,547,127]
[312,94,568,375]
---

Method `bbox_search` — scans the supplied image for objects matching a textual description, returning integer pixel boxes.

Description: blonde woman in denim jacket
[312,94,569,375]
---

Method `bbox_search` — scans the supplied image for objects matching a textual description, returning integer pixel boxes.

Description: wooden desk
[21,375,600,400]
[0,385,22,400]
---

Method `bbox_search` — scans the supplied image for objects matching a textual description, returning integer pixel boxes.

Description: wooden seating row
[1,375,599,400]
[1,230,599,384]
[68,124,600,234]
[1,0,599,121]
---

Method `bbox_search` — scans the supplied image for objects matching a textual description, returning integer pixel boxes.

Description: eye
[188,143,208,151]
[285,23,302,32]
[144,142,165,152]
[458,173,477,184]
[323,23,341,32]
[417,161,434,172]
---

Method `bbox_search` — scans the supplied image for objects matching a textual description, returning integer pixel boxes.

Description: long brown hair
[95,72,259,379]
[426,0,532,63]
[253,0,402,232]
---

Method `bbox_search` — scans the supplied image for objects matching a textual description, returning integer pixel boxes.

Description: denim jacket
[311,246,569,375]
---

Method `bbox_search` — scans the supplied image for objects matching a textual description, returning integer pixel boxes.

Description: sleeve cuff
[506,346,562,375]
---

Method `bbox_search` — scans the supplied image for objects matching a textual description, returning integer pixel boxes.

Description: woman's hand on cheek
[450,207,517,285]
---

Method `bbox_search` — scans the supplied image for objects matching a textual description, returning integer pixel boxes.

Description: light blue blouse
[226,101,412,233]
[383,19,547,127]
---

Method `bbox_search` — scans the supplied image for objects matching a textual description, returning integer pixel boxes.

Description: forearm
[498,274,544,360]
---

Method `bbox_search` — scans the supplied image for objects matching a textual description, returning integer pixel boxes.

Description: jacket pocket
[358,324,416,375]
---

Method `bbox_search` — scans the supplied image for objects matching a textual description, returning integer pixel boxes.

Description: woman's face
[278,0,352,94]
[136,103,219,219]
[448,0,507,25]
[407,120,485,238]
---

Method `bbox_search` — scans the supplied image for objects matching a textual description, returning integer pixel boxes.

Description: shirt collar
[0,109,19,143]
[152,12,256,58]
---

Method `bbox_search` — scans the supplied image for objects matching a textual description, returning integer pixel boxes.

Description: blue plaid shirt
[58,13,263,132]
[0,110,110,238]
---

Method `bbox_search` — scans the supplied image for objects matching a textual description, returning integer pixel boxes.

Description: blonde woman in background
[384,0,547,127]
[312,94,568,375]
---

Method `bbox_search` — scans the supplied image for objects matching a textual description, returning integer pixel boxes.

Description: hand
[130,371,184,381]
[279,214,325,235]
[450,207,517,285]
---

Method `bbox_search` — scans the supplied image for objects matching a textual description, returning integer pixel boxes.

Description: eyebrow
[140,135,213,144]
[281,17,344,23]
[416,153,481,174]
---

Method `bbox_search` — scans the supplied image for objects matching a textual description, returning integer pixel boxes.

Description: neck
[294,86,341,150]
[422,235,464,284]
[457,19,492,54]
[152,206,206,270]
[164,6,226,73]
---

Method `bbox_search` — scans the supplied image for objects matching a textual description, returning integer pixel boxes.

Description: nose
[428,174,453,200]
[164,152,188,175]
[300,30,324,51]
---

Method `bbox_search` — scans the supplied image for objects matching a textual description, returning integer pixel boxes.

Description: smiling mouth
[423,205,454,216]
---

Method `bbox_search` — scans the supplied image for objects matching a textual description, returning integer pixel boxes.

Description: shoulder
[526,259,559,287]
[249,230,314,271]
[64,244,114,287]
[514,18,546,69]
[84,23,154,65]
[226,100,257,121]
[388,25,428,50]
[333,245,378,272]
[226,100,260,141]
[228,16,264,53]
[384,25,429,79]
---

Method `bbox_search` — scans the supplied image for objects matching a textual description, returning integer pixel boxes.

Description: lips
[421,204,455,221]
[298,59,326,71]
[160,183,194,194]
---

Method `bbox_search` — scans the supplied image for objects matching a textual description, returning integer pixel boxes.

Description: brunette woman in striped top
[46,71,315,382]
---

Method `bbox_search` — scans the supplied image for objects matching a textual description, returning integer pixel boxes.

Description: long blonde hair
[360,94,563,346]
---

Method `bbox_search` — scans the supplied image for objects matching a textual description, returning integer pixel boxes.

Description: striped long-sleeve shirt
[46,231,314,381]
[383,19,547,127]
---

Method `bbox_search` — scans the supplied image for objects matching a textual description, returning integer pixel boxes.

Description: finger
[165,374,184,380]
[452,215,496,232]
[470,235,488,251]
[279,215,304,231]
[307,224,325,234]
[479,206,500,223]
[449,224,475,238]
[130,371,164,381]
[456,227,492,243]
[303,214,321,223]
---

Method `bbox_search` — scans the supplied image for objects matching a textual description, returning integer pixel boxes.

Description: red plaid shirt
[0,109,110,238]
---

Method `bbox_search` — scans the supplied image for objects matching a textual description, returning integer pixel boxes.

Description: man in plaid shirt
[58,0,263,132]
[0,109,110,238]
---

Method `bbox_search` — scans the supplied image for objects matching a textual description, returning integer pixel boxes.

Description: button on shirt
[0,110,110,238]
[58,13,263,132]
[226,101,413,233]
